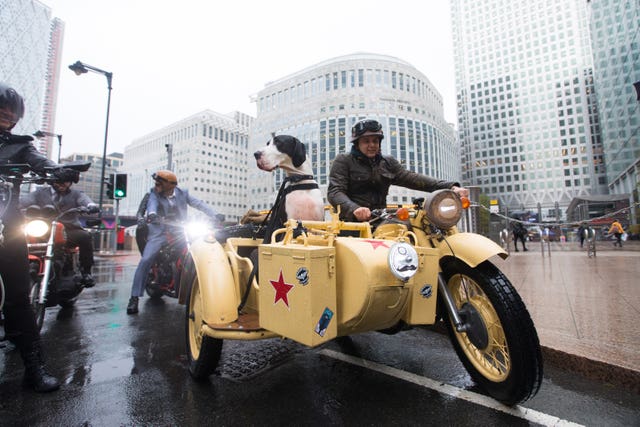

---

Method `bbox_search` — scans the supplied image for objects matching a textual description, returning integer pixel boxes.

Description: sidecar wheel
[29,279,45,332]
[185,275,222,381]
[441,259,542,405]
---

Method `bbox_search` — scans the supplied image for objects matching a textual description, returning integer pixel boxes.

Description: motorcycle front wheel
[29,279,45,332]
[144,266,164,299]
[185,274,222,381]
[441,258,543,406]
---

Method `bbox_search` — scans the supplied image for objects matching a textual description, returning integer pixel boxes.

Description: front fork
[438,273,468,333]
[37,221,57,305]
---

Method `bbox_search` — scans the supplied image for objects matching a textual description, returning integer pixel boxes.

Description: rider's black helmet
[54,168,80,184]
[0,82,25,129]
[351,119,384,143]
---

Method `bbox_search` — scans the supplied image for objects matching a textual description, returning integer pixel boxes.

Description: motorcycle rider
[328,118,469,222]
[21,168,100,286]
[127,170,222,314]
[0,82,60,392]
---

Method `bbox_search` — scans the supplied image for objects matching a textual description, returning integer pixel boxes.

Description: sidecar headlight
[25,219,49,237]
[388,242,419,281]
[424,189,462,229]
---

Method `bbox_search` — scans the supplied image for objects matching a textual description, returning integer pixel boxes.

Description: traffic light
[105,175,114,199]
[114,173,127,199]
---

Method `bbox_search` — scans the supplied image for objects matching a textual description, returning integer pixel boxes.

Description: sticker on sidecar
[296,267,309,285]
[315,307,334,337]
[269,269,294,308]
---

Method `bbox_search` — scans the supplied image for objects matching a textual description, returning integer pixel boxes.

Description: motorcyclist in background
[0,82,60,392]
[126,170,223,314]
[20,168,100,286]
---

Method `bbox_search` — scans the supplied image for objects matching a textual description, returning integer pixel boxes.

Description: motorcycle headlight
[25,219,50,238]
[185,221,210,240]
[424,189,463,229]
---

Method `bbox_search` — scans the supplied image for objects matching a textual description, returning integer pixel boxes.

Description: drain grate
[218,339,304,381]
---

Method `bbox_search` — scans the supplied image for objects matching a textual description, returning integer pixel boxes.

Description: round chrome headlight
[424,189,463,229]
[388,242,419,281]
[185,221,209,240]
[25,219,50,238]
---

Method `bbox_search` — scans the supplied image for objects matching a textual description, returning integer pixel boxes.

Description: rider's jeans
[130,225,166,297]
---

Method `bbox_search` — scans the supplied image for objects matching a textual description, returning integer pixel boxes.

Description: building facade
[452,0,606,220]
[121,110,253,222]
[61,152,124,215]
[588,0,640,224]
[250,53,460,212]
[0,0,63,158]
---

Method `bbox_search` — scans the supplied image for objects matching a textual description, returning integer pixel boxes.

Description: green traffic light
[115,189,124,197]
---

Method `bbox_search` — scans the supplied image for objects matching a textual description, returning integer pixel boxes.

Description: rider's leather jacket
[328,146,458,221]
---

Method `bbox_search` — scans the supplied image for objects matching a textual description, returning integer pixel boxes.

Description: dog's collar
[284,174,314,183]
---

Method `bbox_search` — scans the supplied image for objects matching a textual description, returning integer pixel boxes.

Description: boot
[20,341,60,392]
[127,296,139,315]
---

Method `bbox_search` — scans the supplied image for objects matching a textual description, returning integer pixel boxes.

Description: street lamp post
[68,60,113,215]
[33,130,63,162]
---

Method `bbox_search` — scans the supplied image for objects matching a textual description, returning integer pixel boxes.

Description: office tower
[122,110,253,222]
[250,53,460,212]
[452,0,606,219]
[589,0,640,223]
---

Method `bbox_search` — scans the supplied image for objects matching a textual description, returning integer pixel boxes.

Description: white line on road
[319,349,583,427]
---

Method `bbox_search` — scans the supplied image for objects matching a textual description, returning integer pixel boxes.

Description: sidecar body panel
[187,239,239,325]
[437,232,508,267]
[258,244,337,347]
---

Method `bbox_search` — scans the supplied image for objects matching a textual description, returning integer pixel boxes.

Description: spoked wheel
[185,275,222,381]
[441,259,543,406]
[29,278,45,332]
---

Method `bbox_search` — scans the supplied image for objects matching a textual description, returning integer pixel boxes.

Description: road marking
[319,349,583,427]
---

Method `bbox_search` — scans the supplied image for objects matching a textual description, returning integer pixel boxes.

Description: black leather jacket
[0,132,58,212]
[328,147,459,221]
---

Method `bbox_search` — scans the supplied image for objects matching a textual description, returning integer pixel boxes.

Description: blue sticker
[420,284,433,298]
[315,307,334,337]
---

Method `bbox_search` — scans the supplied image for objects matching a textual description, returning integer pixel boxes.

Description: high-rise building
[250,53,460,213]
[121,110,253,222]
[452,0,606,220]
[0,0,63,158]
[588,0,640,223]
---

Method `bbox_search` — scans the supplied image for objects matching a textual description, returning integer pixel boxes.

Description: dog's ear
[274,135,307,168]
[291,139,307,168]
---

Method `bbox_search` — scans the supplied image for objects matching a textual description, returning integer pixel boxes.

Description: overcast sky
[46,0,455,158]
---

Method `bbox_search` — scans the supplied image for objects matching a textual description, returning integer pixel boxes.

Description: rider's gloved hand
[86,204,100,214]
[147,213,159,224]
[137,217,146,227]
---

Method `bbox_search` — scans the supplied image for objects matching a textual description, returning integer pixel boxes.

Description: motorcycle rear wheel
[185,275,222,381]
[441,259,542,406]
[29,279,45,332]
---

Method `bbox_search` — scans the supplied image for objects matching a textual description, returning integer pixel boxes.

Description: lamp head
[69,61,88,76]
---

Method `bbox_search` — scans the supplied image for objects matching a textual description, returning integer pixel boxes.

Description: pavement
[100,239,640,393]
[492,239,640,393]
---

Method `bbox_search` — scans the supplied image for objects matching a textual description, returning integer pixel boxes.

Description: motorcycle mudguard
[182,239,239,325]
[437,232,507,267]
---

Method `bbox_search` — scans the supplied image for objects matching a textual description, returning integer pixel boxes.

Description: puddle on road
[89,357,135,383]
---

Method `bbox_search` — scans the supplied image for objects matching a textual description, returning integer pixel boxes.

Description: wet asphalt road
[1,256,639,426]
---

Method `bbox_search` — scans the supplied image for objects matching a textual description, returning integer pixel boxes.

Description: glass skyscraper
[589,0,640,223]
[452,0,606,219]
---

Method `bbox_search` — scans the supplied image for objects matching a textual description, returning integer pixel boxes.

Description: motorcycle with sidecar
[178,190,542,405]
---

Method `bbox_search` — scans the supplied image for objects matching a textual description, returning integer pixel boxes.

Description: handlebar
[0,162,91,185]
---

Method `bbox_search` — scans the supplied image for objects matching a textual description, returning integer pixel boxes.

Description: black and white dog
[253,135,324,221]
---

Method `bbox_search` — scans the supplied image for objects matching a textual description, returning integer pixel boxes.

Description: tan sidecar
[179,190,543,406]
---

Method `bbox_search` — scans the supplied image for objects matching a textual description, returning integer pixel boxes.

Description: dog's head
[254,135,307,172]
